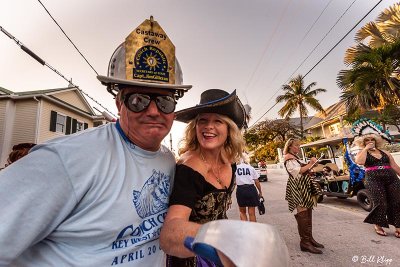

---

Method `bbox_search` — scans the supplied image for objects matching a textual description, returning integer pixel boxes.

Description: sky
[1,0,399,151]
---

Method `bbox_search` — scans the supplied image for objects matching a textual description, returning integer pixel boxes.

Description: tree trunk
[299,107,304,138]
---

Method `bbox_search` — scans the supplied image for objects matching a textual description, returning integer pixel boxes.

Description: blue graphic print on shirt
[132,169,170,219]
[110,170,171,265]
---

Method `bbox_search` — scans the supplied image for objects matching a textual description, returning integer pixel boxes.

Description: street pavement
[227,169,399,267]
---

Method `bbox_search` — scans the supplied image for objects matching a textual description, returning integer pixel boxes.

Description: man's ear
[116,97,123,112]
[116,91,123,112]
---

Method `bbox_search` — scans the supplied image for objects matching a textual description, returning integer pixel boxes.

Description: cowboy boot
[295,211,323,254]
[307,209,324,248]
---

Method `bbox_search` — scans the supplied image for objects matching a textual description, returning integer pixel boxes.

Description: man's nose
[145,100,161,115]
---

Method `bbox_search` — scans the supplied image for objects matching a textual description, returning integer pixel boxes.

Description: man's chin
[145,129,169,141]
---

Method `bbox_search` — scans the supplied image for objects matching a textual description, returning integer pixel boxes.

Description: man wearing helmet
[0,16,191,267]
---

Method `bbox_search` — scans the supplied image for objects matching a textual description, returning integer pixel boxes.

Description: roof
[300,134,354,148]
[0,87,13,95]
[304,101,347,130]
[0,86,96,116]
[275,116,313,128]
[0,86,79,96]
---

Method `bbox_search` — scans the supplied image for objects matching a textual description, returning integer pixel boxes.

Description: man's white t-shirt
[0,123,175,267]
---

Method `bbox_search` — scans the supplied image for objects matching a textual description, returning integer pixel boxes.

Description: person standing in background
[1,143,36,169]
[283,138,324,254]
[235,156,263,222]
[353,118,400,238]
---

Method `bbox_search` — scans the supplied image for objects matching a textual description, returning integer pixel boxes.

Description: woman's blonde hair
[178,114,245,162]
[283,138,299,155]
[353,133,385,149]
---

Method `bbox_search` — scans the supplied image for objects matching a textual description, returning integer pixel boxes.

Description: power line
[243,0,293,94]
[303,0,383,78]
[289,0,357,81]
[37,0,99,76]
[0,26,117,117]
[250,0,333,119]
[299,0,334,47]
[249,0,383,128]
[250,0,353,126]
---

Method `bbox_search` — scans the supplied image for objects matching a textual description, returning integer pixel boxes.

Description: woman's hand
[365,142,375,150]
[309,157,317,165]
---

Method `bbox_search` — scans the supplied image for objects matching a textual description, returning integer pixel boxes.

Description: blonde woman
[160,89,246,267]
[352,119,400,238]
[283,138,324,254]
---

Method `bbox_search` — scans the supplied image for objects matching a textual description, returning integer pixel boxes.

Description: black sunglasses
[123,93,176,114]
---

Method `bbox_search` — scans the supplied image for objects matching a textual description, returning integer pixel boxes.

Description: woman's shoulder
[284,154,297,162]
[177,151,203,172]
[177,151,195,164]
[379,149,391,156]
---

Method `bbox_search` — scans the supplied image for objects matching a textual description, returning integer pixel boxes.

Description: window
[50,111,89,134]
[56,114,66,133]
[76,121,84,132]
[329,123,342,136]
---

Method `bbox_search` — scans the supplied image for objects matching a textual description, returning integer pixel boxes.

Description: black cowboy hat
[175,89,247,129]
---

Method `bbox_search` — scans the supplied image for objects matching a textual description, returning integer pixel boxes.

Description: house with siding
[299,101,400,166]
[303,101,351,139]
[0,86,110,166]
[304,101,400,139]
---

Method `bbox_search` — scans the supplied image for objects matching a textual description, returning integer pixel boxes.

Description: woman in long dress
[352,119,400,238]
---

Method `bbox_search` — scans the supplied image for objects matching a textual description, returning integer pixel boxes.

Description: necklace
[200,151,224,187]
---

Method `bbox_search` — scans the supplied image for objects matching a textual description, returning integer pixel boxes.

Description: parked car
[255,167,268,182]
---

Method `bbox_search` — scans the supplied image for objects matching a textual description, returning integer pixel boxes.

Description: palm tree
[338,40,400,112]
[276,74,326,138]
[338,3,400,113]
[353,3,400,49]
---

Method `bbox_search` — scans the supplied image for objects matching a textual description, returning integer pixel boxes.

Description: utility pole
[169,133,173,151]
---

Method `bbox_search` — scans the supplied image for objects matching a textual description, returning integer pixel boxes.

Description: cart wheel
[357,189,373,211]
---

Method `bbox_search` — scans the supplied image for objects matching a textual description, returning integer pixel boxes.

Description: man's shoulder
[33,124,117,152]
[158,145,176,160]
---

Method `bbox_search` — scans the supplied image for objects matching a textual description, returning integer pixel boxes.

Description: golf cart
[301,136,373,212]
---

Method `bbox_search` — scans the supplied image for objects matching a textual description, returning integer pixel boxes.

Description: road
[227,169,399,267]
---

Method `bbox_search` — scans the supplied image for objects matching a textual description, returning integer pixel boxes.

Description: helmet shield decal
[125,17,175,85]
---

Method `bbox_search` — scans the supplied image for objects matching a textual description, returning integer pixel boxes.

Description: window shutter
[50,111,57,132]
[66,117,72,135]
[72,119,77,133]
[84,123,88,129]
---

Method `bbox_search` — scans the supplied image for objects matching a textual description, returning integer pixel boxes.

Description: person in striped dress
[283,138,324,254]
